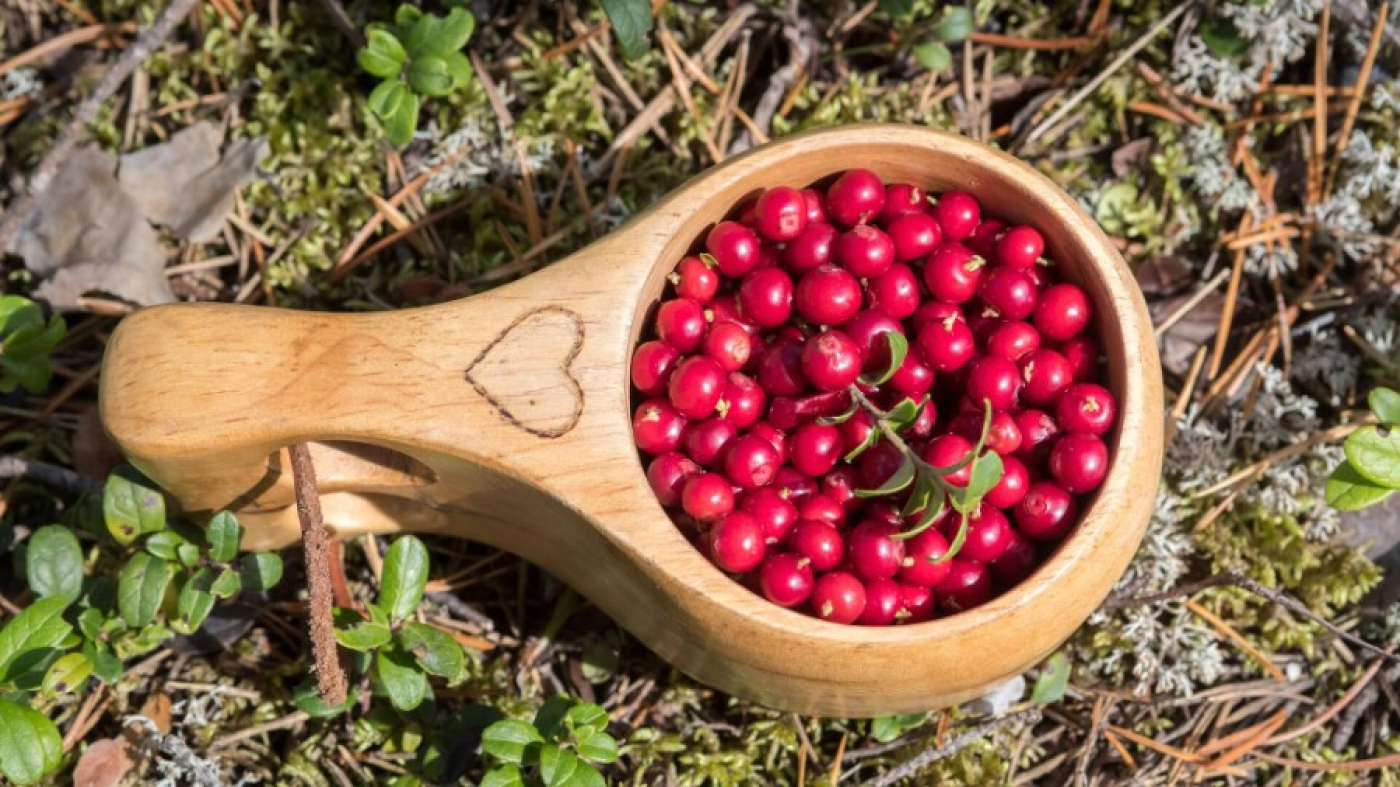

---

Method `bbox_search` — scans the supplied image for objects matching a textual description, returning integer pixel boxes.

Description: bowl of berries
[102,124,1161,717]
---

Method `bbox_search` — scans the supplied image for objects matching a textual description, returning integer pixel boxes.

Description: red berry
[887,213,942,262]
[724,434,780,490]
[1014,408,1061,465]
[1034,283,1091,341]
[709,512,766,573]
[1057,383,1116,436]
[836,224,895,278]
[990,532,1039,585]
[985,454,1030,509]
[790,422,843,477]
[889,354,935,397]
[718,372,766,429]
[820,465,860,509]
[910,300,964,333]
[811,571,867,624]
[935,559,993,612]
[672,255,719,303]
[921,434,974,487]
[859,578,904,626]
[979,268,1038,321]
[741,488,800,543]
[797,494,846,528]
[748,421,788,466]
[702,321,752,372]
[668,356,727,419]
[784,221,838,272]
[898,583,936,622]
[844,310,904,362]
[632,340,680,395]
[800,188,826,223]
[857,440,906,490]
[825,169,885,227]
[706,294,750,331]
[839,410,875,455]
[994,225,1045,269]
[965,356,1022,411]
[801,330,862,391]
[922,243,985,304]
[633,398,687,454]
[865,263,921,319]
[706,221,761,277]
[738,267,794,328]
[916,315,976,372]
[685,418,737,468]
[774,466,817,500]
[759,553,814,606]
[795,264,862,326]
[1015,481,1077,541]
[880,182,928,222]
[754,186,809,241]
[656,298,707,353]
[906,396,938,437]
[1049,432,1109,493]
[790,520,844,571]
[757,340,808,397]
[985,321,1040,362]
[1019,348,1073,406]
[965,220,1005,256]
[681,472,734,523]
[1059,336,1101,382]
[960,505,1013,563]
[951,409,1022,455]
[932,191,980,240]
[647,452,700,507]
[898,528,953,587]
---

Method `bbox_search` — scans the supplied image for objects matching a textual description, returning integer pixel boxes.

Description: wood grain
[100,125,1164,716]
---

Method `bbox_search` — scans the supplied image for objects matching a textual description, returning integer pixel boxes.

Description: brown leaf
[1111,138,1155,179]
[73,737,133,787]
[139,691,172,735]
[1151,292,1224,376]
[1135,255,1195,297]
[73,405,125,479]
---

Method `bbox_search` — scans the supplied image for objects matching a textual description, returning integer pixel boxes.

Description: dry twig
[288,443,348,706]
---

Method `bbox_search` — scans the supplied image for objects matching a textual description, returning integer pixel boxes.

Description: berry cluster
[631,170,1117,625]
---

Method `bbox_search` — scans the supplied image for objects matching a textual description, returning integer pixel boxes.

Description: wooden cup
[101,125,1163,716]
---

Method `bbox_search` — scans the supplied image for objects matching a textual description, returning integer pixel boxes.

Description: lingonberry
[702,321,752,372]
[811,571,867,624]
[880,182,928,222]
[839,410,875,455]
[916,315,976,372]
[1057,383,1116,436]
[747,422,788,465]
[724,434,781,490]
[858,578,904,626]
[866,263,921,319]
[801,330,863,391]
[759,553,814,606]
[632,340,680,395]
[800,188,826,223]
[820,465,860,508]
[887,213,942,262]
[681,472,735,524]
[647,452,700,507]
[921,434,974,487]
[857,440,906,490]
[960,505,1013,563]
[932,190,980,240]
[898,583,935,623]
[836,224,896,277]
[950,409,1022,455]
[935,559,993,612]
[844,310,904,363]
[757,339,809,397]
[1049,432,1109,493]
[965,220,1006,257]
[738,267,794,328]
[1034,283,1091,341]
[753,186,809,241]
[790,520,845,571]
[797,494,847,528]
[965,356,1023,411]
[1019,348,1073,406]
[795,264,862,325]
[978,267,1038,321]
[922,243,985,303]
[706,221,761,277]
[718,372,766,429]
[1015,481,1078,541]
[984,454,1029,509]
[1059,336,1101,382]
[849,521,905,581]
[985,321,1040,362]
[863,501,904,528]
[656,298,707,353]
[672,255,719,303]
[633,398,687,454]
[1014,408,1061,466]
[774,467,818,500]
[708,512,766,573]
[784,221,838,272]
[906,396,938,437]
[994,225,1045,269]
[897,528,953,587]
[742,488,800,543]
[790,422,843,477]
[685,418,737,468]
[888,354,934,397]
[825,169,885,226]
[668,356,726,419]
[990,531,1039,586]
[706,294,749,331]
[910,300,964,333]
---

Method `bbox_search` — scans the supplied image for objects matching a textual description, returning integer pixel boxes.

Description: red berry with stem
[916,315,976,372]
[889,354,935,397]
[738,267,794,328]
[979,267,1038,321]
[857,440,906,490]
[633,398,687,454]
[922,434,974,487]
[1016,481,1077,540]
[1049,432,1109,493]
[1059,336,1101,382]
[840,409,875,454]
[836,224,896,277]
[985,321,1040,362]
[961,505,1014,563]
[685,418,737,468]
[718,372,766,429]
[844,310,904,363]
[922,243,985,304]
[952,409,1022,455]
[1014,408,1061,466]
[672,255,719,304]
[990,532,1039,586]
[1034,283,1091,341]
[811,571,867,624]
[994,225,1045,269]
[668,356,727,419]
[906,396,938,437]
[867,263,921,319]
[965,220,1005,256]
[790,520,844,571]
[935,559,993,612]
[706,294,750,331]
[1019,348,1073,406]
[932,190,980,240]
[801,330,862,391]
[795,264,862,326]
[984,454,1029,509]
[647,452,700,507]
[911,300,964,333]
[774,466,817,500]
[800,188,826,223]
[1057,383,1116,436]
[784,221,838,272]
[708,512,766,573]
[825,169,885,226]
[753,186,809,241]
[656,298,707,353]
[887,213,942,262]
[859,578,904,626]
[632,340,680,395]
[898,528,953,587]
[797,494,846,528]
[966,356,1023,411]
[706,221,761,277]
[681,472,734,524]
[790,422,843,477]
[757,340,808,397]
[898,583,935,622]
[759,553,814,606]
[820,465,861,509]
[702,321,752,372]
[741,488,799,543]
[880,183,928,222]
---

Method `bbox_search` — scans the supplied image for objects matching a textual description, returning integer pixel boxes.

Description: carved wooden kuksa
[100,125,1164,716]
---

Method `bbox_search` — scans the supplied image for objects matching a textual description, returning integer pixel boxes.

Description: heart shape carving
[464,306,585,439]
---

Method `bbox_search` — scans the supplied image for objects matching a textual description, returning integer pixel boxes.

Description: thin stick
[1208,214,1251,380]
[0,455,103,494]
[1154,270,1230,337]
[1310,2,1330,206]
[1185,599,1288,682]
[288,443,348,706]
[1265,653,1389,745]
[0,0,200,253]
[1322,2,1388,200]
[871,709,1042,787]
[0,23,135,78]
[968,31,1095,50]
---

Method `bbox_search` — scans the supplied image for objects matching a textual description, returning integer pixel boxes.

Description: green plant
[480,694,620,786]
[358,5,477,146]
[598,0,654,61]
[0,467,280,785]
[1326,387,1400,510]
[876,2,973,73]
[0,296,64,395]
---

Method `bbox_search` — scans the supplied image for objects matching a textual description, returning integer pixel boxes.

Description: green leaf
[406,56,454,97]
[1031,653,1071,704]
[843,427,880,462]
[0,697,62,785]
[293,679,355,718]
[77,608,103,641]
[1344,425,1400,488]
[1199,17,1248,57]
[816,401,859,426]
[1326,460,1395,511]
[859,332,909,386]
[565,703,609,736]
[855,452,915,497]
[368,79,406,119]
[539,744,582,786]
[396,622,465,679]
[951,452,1004,513]
[0,355,52,395]
[143,531,188,561]
[173,570,215,635]
[405,8,475,58]
[535,695,576,742]
[176,543,201,569]
[335,621,393,652]
[238,552,283,592]
[897,492,946,540]
[206,511,242,563]
[573,729,619,765]
[25,525,83,603]
[600,0,653,61]
[384,90,420,147]
[878,0,915,19]
[375,645,429,711]
[443,51,473,88]
[580,632,619,684]
[209,568,241,599]
[1369,387,1400,425]
[871,713,926,743]
[41,651,91,695]
[931,6,974,42]
[103,467,165,545]
[481,765,526,787]
[885,396,925,431]
[481,720,545,765]
[0,598,74,685]
[359,31,407,78]
[83,640,122,684]
[0,296,44,335]
[382,535,430,623]
[394,5,422,29]
[912,40,952,72]
[117,553,172,628]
